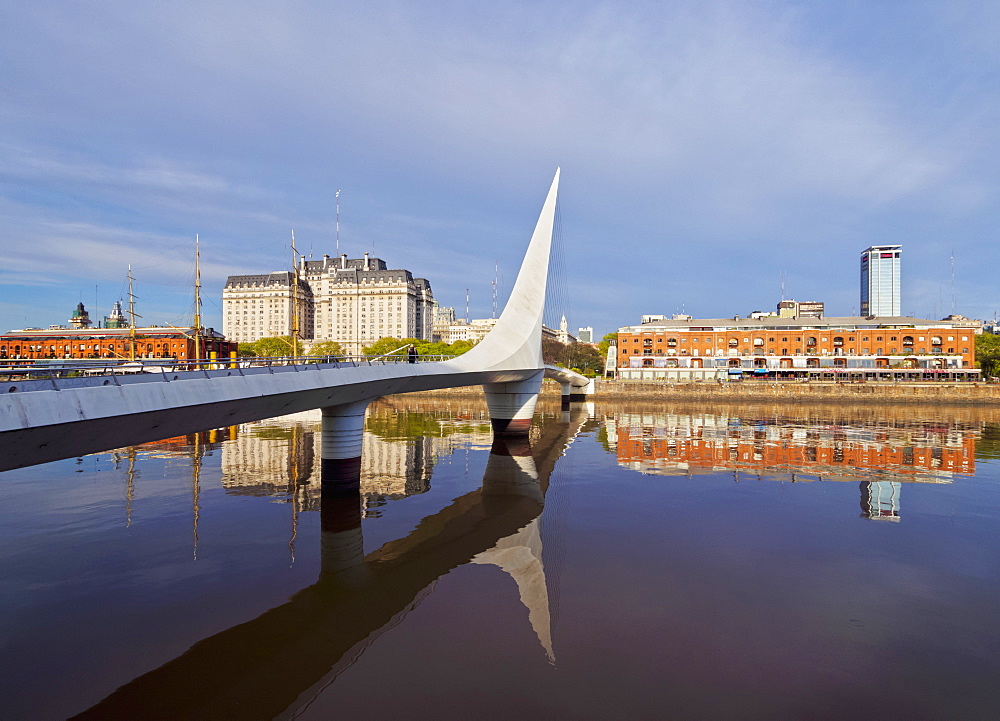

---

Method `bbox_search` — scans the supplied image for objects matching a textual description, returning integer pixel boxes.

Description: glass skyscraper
[860,245,901,317]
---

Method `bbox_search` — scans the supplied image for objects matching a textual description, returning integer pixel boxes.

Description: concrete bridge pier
[320,400,371,496]
[483,370,544,436]
[481,437,543,502]
[319,492,367,582]
[560,377,596,409]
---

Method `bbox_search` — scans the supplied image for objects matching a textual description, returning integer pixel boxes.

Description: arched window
[806,337,817,347]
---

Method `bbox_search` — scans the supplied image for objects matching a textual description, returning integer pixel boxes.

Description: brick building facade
[0,326,235,362]
[615,315,980,380]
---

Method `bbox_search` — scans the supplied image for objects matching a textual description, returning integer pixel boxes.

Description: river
[2,397,999,720]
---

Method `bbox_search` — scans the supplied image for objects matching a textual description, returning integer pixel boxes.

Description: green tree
[308,340,345,358]
[596,332,618,357]
[542,337,565,365]
[362,337,422,357]
[362,337,476,358]
[976,332,1000,378]
[562,341,604,375]
[444,340,474,356]
[248,336,303,357]
[237,342,258,357]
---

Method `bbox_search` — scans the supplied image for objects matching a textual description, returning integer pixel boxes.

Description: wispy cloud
[1,1,998,332]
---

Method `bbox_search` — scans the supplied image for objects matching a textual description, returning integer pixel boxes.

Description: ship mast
[126,266,140,361]
[193,234,203,362]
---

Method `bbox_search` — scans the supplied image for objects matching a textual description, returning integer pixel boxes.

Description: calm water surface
[2,398,1000,720]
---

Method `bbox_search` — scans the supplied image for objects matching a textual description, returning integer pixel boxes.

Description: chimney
[363,252,370,270]
[341,253,347,269]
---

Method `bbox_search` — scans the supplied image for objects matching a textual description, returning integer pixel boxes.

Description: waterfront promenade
[407,378,1000,405]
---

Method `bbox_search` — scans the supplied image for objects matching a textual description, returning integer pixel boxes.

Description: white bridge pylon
[0,169,592,475]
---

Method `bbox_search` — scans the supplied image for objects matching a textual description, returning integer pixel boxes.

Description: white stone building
[224,253,434,354]
[221,272,313,344]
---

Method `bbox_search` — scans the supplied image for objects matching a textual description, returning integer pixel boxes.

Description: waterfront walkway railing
[0,355,461,388]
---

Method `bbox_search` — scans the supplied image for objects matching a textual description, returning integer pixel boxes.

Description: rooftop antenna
[465,288,470,323]
[780,270,786,301]
[290,230,300,358]
[335,189,341,255]
[491,261,498,319]
[950,249,956,315]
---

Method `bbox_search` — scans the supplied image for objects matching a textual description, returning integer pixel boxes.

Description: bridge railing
[0,354,462,384]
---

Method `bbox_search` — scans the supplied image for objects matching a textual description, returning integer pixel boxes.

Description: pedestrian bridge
[0,170,593,476]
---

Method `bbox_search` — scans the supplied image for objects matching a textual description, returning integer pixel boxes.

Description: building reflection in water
[77,402,591,719]
[604,406,979,522]
[860,480,901,521]
[218,403,497,516]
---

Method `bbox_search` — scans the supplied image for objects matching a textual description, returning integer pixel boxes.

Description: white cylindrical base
[320,401,370,495]
[483,371,543,436]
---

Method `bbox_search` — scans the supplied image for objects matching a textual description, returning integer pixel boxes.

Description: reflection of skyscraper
[860,481,901,522]
[860,245,901,317]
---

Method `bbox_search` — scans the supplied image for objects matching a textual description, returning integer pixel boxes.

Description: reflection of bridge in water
[73,406,595,720]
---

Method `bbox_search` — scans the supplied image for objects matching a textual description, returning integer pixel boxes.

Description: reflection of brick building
[610,412,975,481]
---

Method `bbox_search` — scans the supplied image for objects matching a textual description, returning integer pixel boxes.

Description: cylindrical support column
[568,378,595,404]
[481,437,543,502]
[320,492,366,579]
[560,381,572,410]
[320,400,370,496]
[483,370,543,436]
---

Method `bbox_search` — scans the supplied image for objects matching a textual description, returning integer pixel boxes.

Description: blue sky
[2,1,998,338]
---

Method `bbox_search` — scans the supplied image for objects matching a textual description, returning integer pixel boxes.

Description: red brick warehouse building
[0,304,235,361]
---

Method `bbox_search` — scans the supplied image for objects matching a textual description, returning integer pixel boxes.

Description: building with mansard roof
[223,253,434,354]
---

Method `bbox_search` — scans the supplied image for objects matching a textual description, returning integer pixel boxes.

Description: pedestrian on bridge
[408,345,418,364]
